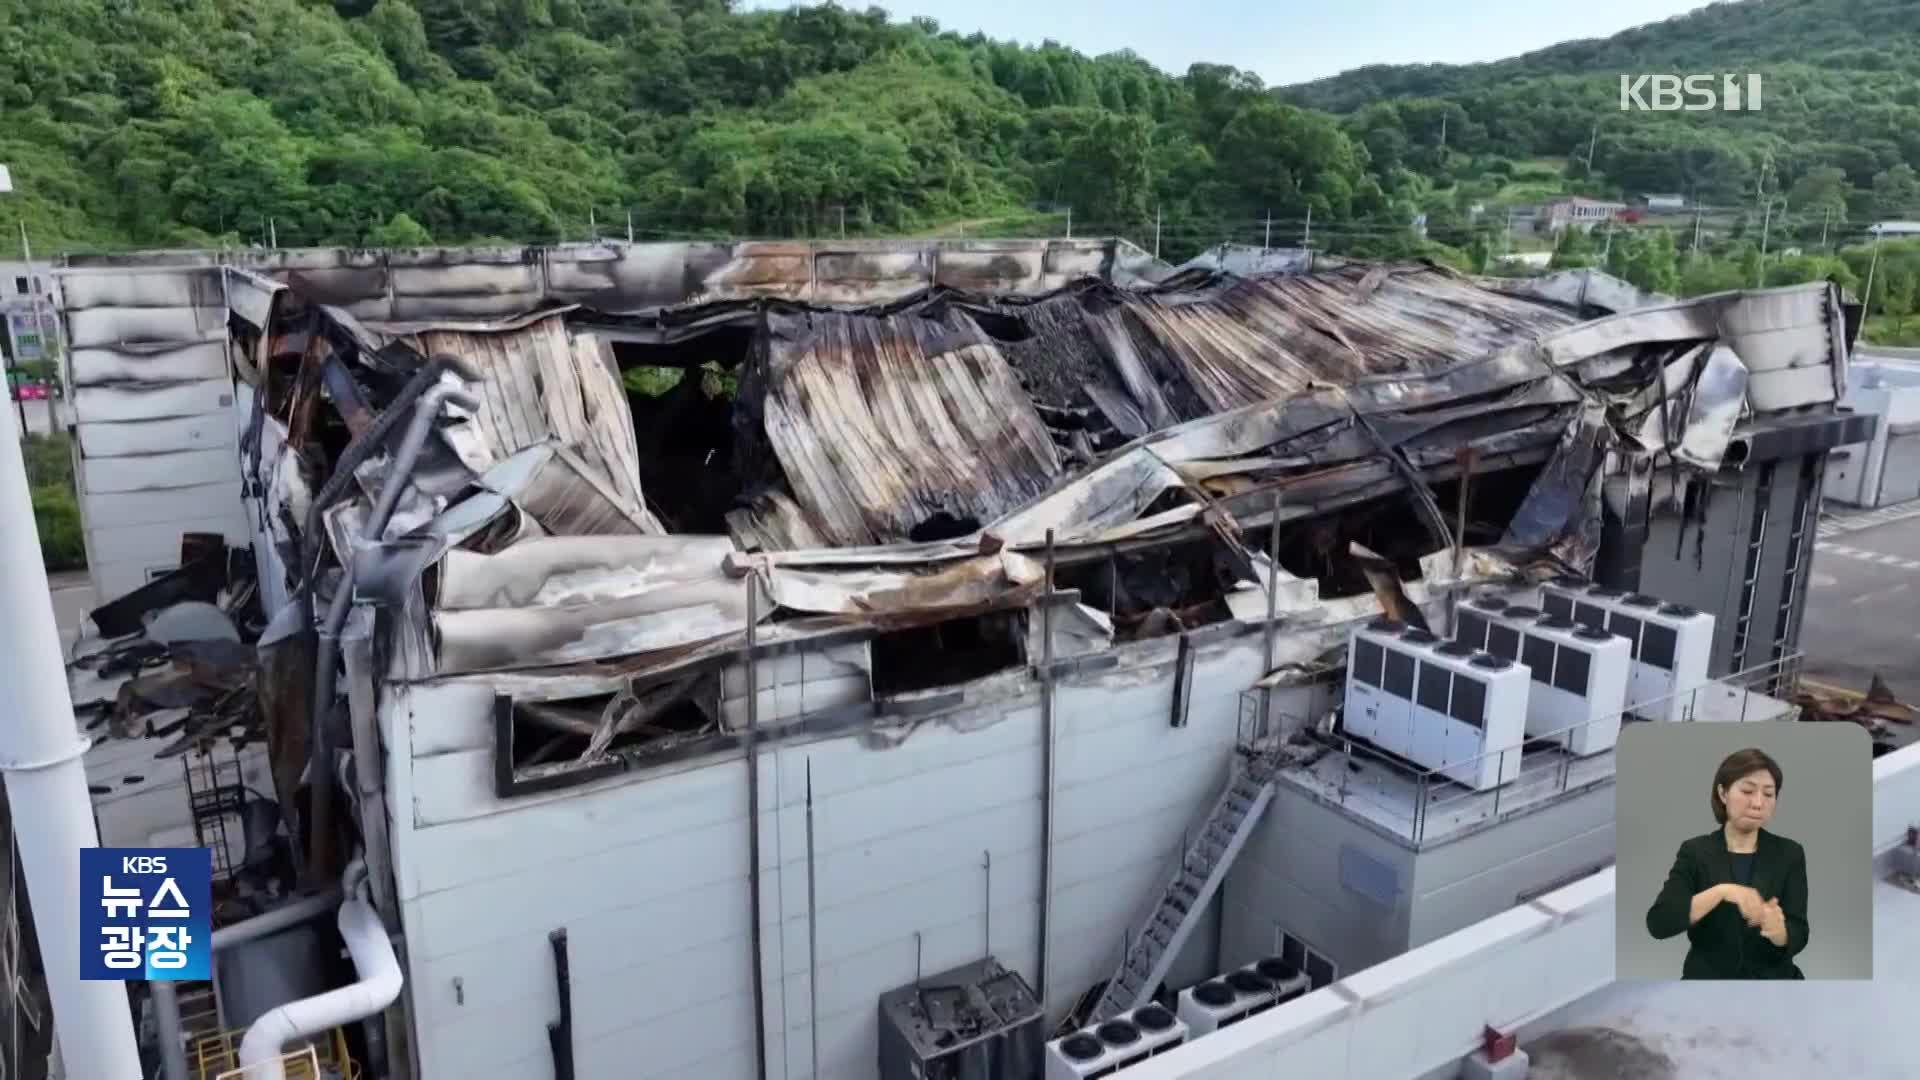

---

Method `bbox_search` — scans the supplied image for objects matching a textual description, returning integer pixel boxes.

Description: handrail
[1305,652,1806,845]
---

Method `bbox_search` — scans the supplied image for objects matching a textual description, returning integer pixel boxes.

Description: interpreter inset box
[1614,721,1871,981]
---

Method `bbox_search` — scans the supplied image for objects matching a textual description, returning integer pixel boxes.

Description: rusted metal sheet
[764,551,1045,617]
[432,567,763,674]
[478,442,655,537]
[54,265,226,316]
[222,266,285,331]
[751,310,1064,547]
[82,448,237,493]
[436,535,738,611]
[72,380,233,423]
[71,341,227,385]
[1494,268,1670,314]
[409,315,662,535]
[1111,266,1584,415]
[76,414,234,458]
[65,306,226,349]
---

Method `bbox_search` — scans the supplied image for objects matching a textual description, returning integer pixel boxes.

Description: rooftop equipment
[1344,620,1528,791]
[877,957,1044,1080]
[1174,957,1311,1037]
[1456,596,1631,755]
[1538,583,1715,723]
[1044,1003,1187,1078]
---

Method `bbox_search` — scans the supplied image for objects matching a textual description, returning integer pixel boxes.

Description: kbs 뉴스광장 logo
[79,848,212,981]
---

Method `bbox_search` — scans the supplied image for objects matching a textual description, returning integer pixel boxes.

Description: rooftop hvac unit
[1539,584,1715,723]
[877,957,1044,1080]
[1345,621,1528,791]
[1175,957,1312,1038]
[1344,617,1413,757]
[1457,597,1631,755]
[1043,1004,1187,1079]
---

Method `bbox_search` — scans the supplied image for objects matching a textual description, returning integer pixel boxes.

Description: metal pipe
[150,979,191,1080]
[1451,449,1476,635]
[1037,530,1057,1007]
[210,887,344,952]
[805,759,819,1080]
[745,576,768,1080]
[341,621,398,927]
[1264,491,1281,725]
[982,849,991,956]
[163,883,347,1076]
[0,401,143,1079]
[237,882,403,1079]
[307,381,478,883]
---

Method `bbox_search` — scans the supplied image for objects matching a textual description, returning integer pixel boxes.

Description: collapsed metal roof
[224,257,1852,683]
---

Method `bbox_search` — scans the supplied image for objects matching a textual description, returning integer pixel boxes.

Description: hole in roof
[908,512,980,543]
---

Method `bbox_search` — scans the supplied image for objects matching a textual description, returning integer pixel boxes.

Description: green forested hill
[2,0,1920,267]
[1282,0,1920,209]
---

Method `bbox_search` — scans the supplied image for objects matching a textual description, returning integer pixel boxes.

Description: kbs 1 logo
[1619,74,1764,112]
[79,849,212,981]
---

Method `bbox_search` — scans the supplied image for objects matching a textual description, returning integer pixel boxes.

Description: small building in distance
[0,259,60,366]
[1639,193,1688,213]
[1538,196,1629,233]
[1867,221,1920,238]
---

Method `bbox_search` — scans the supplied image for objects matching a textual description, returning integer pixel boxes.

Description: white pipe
[209,886,343,952]
[236,889,402,1080]
[0,377,143,1076]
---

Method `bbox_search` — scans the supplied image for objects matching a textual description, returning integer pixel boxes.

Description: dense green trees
[0,0,1916,275]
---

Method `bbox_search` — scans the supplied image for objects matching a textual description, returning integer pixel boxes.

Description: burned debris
[200,256,1855,874]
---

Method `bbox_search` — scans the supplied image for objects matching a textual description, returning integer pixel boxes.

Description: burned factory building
[51,238,1866,1080]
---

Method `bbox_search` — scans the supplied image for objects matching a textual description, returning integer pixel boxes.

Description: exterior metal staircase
[1088,744,1285,1023]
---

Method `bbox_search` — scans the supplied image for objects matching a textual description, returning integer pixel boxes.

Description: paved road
[1804,503,1920,713]
[46,569,94,645]
[12,397,70,436]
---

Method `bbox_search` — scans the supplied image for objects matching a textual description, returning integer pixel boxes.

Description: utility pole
[838,205,846,239]
[1864,230,1885,314]
[1264,209,1272,250]
[588,206,597,242]
[1064,205,1072,239]
[1438,112,1448,154]
[1821,206,1831,250]
[1692,210,1703,257]
[1302,205,1313,248]
[627,210,634,244]
[268,217,277,249]
[1601,220,1613,263]
[1757,197,1777,284]
[1585,123,1599,172]
[1153,205,1162,260]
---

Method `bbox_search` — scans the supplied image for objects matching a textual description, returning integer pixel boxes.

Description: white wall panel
[388,628,1271,1080]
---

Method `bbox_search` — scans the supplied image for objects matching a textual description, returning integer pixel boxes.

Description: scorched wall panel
[386,627,1270,1080]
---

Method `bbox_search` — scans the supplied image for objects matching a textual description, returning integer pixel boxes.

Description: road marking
[1820,499,1920,537]
[1813,544,1920,569]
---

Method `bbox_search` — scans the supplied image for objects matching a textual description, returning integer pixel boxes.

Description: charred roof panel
[1111,266,1584,416]
[749,310,1065,548]
[407,314,663,535]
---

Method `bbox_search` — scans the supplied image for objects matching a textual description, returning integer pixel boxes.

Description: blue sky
[746,1,1710,86]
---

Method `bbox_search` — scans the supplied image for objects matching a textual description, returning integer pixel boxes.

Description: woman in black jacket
[1644,747,1809,979]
